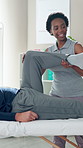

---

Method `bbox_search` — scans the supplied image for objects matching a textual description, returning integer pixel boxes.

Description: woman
[45,12,83,148]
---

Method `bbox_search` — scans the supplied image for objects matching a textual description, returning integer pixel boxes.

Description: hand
[61,60,72,68]
[15,111,38,122]
[22,53,26,63]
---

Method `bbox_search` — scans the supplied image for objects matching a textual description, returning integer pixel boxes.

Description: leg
[12,51,83,119]
[53,136,66,148]
[12,88,83,120]
[21,51,67,92]
[75,136,83,148]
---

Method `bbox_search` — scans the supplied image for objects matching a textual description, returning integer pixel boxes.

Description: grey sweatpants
[12,51,83,120]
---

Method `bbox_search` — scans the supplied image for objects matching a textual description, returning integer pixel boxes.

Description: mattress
[0,118,83,138]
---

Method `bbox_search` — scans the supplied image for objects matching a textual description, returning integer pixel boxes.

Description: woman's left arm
[73,43,83,76]
[61,43,83,76]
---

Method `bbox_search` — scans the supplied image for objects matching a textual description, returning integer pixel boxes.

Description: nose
[58,27,63,32]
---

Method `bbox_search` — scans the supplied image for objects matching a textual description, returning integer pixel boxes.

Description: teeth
[59,34,64,37]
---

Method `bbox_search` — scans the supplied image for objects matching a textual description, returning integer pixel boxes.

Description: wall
[71,0,83,44]
[27,0,83,50]
[0,23,3,85]
[0,0,27,88]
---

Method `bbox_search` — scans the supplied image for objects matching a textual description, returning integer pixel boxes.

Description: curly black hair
[46,12,69,34]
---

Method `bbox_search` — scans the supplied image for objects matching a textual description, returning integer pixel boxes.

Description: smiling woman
[45,12,83,148]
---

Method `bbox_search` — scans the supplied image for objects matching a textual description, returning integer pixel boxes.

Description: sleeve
[0,112,16,121]
[0,87,19,121]
[47,45,56,53]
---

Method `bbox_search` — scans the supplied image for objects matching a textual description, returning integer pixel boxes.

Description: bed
[0,118,83,148]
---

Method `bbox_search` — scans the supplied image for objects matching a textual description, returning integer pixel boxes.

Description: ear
[66,26,67,32]
[50,29,53,35]
[50,33,53,36]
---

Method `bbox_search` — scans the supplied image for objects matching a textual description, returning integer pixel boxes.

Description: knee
[26,51,34,57]
[26,51,38,60]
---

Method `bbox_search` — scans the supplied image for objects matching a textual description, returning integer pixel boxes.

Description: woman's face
[50,18,67,41]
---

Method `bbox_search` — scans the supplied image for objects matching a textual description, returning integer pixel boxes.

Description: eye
[62,26,66,28]
[53,27,58,30]
[62,25,66,29]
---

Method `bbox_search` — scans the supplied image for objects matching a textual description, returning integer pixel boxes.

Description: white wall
[71,0,83,45]
[0,0,27,88]
[0,23,3,85]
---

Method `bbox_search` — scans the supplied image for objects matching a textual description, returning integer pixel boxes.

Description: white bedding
[0,118,83,138]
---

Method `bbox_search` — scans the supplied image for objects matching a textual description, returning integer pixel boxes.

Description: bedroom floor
[0,136,77,148]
